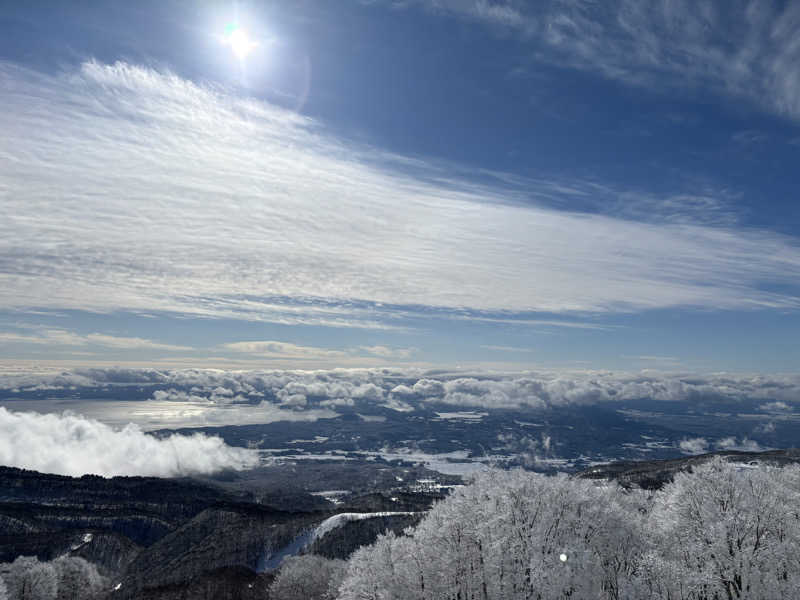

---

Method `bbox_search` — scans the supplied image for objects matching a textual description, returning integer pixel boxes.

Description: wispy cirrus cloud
[1,327,417,366]
[480,345,535,353]
[408,0,800,122]
[359,345,416,359]
[222,340,351,360]
[0,329,192,352]
[424,0,528,27]
[223,340,416,363]
[1,59,800,329]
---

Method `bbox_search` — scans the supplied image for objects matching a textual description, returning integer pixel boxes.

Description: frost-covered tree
[0,555,109,600]
[52,557,106,600]
[338,470,644,600]
[2,556,58,600]
[0,575,9,600]
[269,554,347,600]
[635,458,800,599]
[337,462,800,600]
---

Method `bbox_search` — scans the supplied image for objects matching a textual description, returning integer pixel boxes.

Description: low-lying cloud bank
[679,436,768,455]
[0,407,258,477]
[2,367,798,412]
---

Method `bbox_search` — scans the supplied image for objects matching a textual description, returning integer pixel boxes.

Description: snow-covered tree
[337,462,800,600]
[52,557,106,600]
[2,556,58,600]
[637,458,800,599]
[338,469,644,600]
[269,554,347,600]
[0,555,109,600]
[0,575,9,600]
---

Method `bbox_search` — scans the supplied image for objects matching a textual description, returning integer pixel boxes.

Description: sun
[223,24,257,60]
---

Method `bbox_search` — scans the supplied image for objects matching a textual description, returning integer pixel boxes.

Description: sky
[1,0,800,372]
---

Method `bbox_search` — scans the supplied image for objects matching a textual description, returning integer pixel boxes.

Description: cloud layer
[1,60,799,326]
[679,435,767,455]
[0,407,258,477]
[2,367,798,413]
[416,0,800,122]
[0,329,191,352]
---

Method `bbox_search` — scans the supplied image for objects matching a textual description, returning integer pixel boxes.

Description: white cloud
[0,407,257,477]
[755,421,775,434]
[380,397,415,412]
[358,413,387,422]
[424,0,528,27]
[145,386,340,426]
[679,437,709,455]
[731,130,770,146]
[440,377,549,409]
[0,329,191,352]
[351,383,385,400]
[622,355,680,362]
[414,371,800,410]
[84,333,191,351]
[0,330,88,346]
[280,393,308,407]
[452,316,613,330]
[223,340,350,360]
[759,401,791,413]
[481,345,535,353]
[1,60,799,326]
[218,340,419,368]
[414,1,800,122]
[2,367,800,419]
[360,345,416,359]
[152,389,209,403]
[412,378,446,397]
[715,437,767,452]
[320,397,355,407]
[390,384,415,396]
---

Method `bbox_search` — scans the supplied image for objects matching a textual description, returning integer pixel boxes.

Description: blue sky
[1,0,799,372]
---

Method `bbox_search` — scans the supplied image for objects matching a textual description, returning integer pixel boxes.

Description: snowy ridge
[258,511,417,572]
[312,512,417,542]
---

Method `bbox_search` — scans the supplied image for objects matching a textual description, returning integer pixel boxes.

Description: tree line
[4,458,799,599]
[274,458,800,600]
[0,556,106,600]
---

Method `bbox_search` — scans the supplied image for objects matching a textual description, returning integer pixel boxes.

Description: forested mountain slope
[3,452,800,599]
[335,458,800,600]
[0,466,435,599]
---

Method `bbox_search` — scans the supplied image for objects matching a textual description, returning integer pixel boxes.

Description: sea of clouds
[1,366,797,477]
[2,366,798,411]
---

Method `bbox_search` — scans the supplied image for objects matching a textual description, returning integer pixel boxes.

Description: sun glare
[223,24,256,60]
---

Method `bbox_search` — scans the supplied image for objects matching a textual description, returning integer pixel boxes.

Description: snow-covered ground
[312,511,417,542]
[258,510,418,572]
